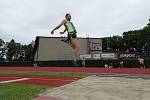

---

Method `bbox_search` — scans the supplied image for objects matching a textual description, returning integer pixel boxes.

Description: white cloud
[0,0,150,44]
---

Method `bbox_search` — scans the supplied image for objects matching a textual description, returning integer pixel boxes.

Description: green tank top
[64,20,77,34]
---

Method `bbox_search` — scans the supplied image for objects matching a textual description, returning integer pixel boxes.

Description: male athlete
[51,13,79,66]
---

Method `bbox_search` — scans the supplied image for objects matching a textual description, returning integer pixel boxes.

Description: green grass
[0,72,90,100]
[0,83,47,100]
[0,71,90,78]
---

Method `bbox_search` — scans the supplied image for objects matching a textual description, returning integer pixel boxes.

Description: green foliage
[0,39,34,61]
[103,19,150,54]
[0,61,34,66]
[7,39,22,61]
[22,44,34,61]
[108,35,123,51]
[0,39,4,46]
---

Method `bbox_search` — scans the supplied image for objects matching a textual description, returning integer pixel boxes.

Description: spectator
[109,63,113,68]
[138,57,145,69]
[119,59,123,68]
[81,57,85,67]
[104,64,109,68]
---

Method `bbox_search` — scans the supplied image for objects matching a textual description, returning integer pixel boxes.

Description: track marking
[0,77,22,78]
[30,78,77,81]
[0,77,78,82]
[0,78,31,84]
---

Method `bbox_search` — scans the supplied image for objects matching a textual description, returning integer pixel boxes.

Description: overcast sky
[0,0,150,44]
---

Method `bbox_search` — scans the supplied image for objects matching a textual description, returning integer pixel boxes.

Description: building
[34,36,102,61]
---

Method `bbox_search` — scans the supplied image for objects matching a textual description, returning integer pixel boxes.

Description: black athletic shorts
[67,32,77,42]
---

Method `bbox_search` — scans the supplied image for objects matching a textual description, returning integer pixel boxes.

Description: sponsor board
[89,42,102,51]
[93,54,101,59]
[80,54,92,59]
[101,53,115,59]
[120,54,137,58]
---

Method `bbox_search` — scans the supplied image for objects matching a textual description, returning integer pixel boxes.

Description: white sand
[41,75,150,100]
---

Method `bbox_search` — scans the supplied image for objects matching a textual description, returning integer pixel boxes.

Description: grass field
[0,83,47,100]
[0,71,90,78]
[0,71,90,100]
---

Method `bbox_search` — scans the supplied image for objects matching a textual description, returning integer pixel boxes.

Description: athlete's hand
[60,32,64,34]
[51,30,54,35]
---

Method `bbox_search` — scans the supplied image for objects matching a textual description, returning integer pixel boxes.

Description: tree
[102,19,150,53]
[102,38,108,51]
[0,39,4,47]
[123,19,150,52]
[22,43,34,61]
[123,30,138,52]
[107,35,123,51]
[7,39,21,61]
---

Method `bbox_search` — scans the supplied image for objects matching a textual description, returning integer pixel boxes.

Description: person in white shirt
[138,57,145,68]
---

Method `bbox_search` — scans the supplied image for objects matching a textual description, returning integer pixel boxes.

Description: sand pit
[40,75,150,100]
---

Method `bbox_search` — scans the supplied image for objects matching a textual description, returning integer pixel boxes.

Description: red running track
[0,77,21,82]
[0,67,150,75]
[0,75,80,87]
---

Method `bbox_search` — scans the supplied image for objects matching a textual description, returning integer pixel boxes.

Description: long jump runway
[0,67,150,88]
[0,75,81,87]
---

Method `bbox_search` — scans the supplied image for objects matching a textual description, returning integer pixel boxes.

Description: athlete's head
[65,13,71,21]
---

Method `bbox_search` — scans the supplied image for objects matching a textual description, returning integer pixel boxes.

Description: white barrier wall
[34,36,102,61]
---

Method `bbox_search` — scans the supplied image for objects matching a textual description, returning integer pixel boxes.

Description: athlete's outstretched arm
[60,28,67,34]
[51,20,66,34]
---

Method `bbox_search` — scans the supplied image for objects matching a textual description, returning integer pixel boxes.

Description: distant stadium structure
[34,36,102,61]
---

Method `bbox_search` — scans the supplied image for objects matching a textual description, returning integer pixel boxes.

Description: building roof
[35,36,102,39]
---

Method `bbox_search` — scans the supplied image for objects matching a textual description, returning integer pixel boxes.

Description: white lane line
[0,77,22,79]
[0,78,31,84]
[0,77,78,82]
[31,78,77,82]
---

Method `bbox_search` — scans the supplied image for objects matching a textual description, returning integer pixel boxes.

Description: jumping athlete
[51,13,79,66]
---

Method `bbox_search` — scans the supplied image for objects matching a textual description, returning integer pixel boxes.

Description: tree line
[102,19,150,55]
[0,39,34,61]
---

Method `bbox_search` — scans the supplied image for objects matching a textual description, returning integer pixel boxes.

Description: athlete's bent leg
[70,43,76,50]
[70,38,79,64]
